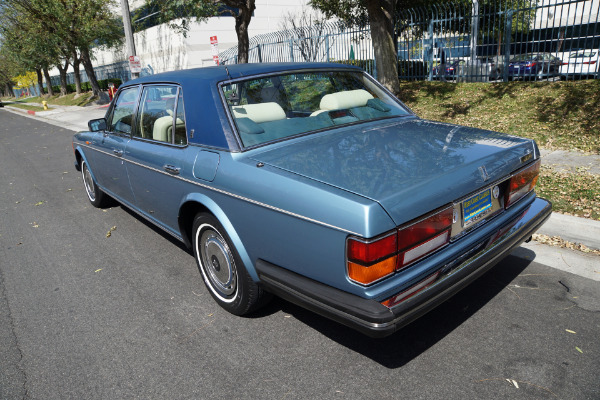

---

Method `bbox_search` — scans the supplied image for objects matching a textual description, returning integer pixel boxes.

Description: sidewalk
[3,102,107,132]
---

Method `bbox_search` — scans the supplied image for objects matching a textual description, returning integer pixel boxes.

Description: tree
[310,0,401,94]
[146,0,256,63]
[1,0,122,97]
[278,7,332,62]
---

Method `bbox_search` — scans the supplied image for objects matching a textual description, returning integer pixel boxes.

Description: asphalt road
[1,109,599,400]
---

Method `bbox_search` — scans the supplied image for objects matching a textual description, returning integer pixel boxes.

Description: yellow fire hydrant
[42,100,48,111]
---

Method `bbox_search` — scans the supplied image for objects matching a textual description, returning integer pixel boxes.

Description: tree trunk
[35,68,45,95]
[234,1,255,64]
[43,67,55,96]
[79,46,101,97]
[57,59,70,96]
[365,0,399,95]
[72,50,82,94]
[5,83,14,97]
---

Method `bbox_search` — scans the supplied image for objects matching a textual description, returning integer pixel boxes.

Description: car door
[91,85,139,206]
[125,85,191,235]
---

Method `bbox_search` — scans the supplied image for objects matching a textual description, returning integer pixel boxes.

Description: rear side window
[135,85,181,143]
[109,86,140,134]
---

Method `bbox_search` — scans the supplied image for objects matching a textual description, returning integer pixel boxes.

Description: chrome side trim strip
[76,143,360,236]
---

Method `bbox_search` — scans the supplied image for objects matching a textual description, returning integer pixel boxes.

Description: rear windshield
[221,70,410,148]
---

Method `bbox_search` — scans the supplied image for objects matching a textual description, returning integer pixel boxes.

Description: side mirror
[88,118,107,132]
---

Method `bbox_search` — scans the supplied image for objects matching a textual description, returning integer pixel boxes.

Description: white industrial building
[93,0,310,74]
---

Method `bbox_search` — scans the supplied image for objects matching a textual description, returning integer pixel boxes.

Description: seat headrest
[232,102,286,123]
[319,89,374,111]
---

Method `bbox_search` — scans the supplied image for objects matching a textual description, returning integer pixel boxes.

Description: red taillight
[525,62,537,68]
[348,234,396,264]
[347,233,397,285]
[562,62,569,65]
[397,207,453,270]
[346,207,452,285]
[505,159,541,208]
[583,61,597,65]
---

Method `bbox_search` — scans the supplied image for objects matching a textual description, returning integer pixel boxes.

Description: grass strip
[398,80,600,154]
[537,166,600,221]
[3,92,95,107]
[7,103,45,112]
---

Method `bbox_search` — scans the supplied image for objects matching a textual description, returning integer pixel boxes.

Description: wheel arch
[74,148,100,185]
[178,193,257,281]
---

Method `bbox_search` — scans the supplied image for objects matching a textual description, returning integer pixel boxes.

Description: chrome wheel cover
[197,225,237,301]
[82,162,96,202]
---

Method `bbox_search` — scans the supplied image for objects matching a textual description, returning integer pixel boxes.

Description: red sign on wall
[210,36,219,65]
[128,55,142,73]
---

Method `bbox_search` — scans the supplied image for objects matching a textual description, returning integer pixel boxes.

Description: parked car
[478,56,506,81]
[73,63,551,337]
[508,53,562,80]
[560,49,599,78]
[433,60,465,79]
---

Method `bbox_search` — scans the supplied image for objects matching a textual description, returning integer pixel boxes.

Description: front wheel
[192,213,269,315]
[81,160,109,208]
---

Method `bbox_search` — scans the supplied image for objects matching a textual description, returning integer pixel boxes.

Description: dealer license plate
[463,189,492,226]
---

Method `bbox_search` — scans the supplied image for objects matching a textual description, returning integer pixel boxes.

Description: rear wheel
[192,213,269,315]
[81,160,109,208]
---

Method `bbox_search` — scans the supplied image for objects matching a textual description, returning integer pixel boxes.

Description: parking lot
[1,110,599,399]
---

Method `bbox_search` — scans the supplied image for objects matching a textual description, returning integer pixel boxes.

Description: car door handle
[163,165,181,175]
[113,149,123,157]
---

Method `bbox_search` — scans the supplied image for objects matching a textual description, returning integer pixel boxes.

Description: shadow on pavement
[117,201,538,367]
[273,251,535,369]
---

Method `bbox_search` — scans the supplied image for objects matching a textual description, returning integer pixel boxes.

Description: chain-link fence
[221,0,600,82]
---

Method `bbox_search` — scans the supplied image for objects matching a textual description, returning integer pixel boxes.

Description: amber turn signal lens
[347,256,397,285]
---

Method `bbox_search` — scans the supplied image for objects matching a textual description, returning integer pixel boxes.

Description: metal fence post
[503,10,513,82]
[325,35,330,62]
[257,44,263,63]
[289,39,294,62]
[428,19,434,81]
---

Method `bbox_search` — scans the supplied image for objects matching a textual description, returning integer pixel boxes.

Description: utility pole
[121,0,139,79]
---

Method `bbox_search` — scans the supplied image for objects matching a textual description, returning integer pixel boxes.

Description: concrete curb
[536,211,600,251]
[514,241,600,281]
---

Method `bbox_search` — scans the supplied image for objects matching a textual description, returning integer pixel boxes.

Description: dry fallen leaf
[565,329,576,334]
[106,226,116,238]
[575,347,583,354]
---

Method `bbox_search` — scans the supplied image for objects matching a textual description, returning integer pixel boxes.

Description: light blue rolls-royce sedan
[72,63,551,337]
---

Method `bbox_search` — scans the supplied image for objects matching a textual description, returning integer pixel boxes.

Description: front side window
[222,70,410,148]
[109,86,140,134]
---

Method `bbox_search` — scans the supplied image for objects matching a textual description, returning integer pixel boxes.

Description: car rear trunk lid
[250,118,537,227]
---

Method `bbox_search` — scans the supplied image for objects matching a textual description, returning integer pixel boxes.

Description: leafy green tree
[145,0,256,63]
[310,0,401,94]
[2,0,122,97]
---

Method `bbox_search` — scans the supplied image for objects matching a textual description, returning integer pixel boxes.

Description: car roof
[114,62,364,150]
[124,62,363,87]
